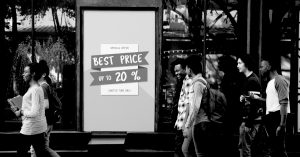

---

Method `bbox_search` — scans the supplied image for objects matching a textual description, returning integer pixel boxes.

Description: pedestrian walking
[172,58,191,157]
[171,58,187,126]
[183,55,208,157]
[173,58,195,157]
[237,54,270,157]
[219,55,243,156]
[11,62,59,157]
[30,60,60,157]
[252,58,290,157]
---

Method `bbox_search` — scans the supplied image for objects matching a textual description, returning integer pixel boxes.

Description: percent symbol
[131,70,141,80]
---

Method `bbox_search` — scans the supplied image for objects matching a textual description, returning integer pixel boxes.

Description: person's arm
[182,97,189,126]
[275,77,289,127]
[182,96,190,137]
[250,94,266,102]
[174,83,185,128]
[247,76,264,101]
[44,99,49,110]
[279,103,288,127]
[185,82,205,128]
[41,83,50,109]
[23,87,42,118]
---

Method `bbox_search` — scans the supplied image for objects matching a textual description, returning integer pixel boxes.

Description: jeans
[238,122,254,157]
[174,129,184,157]
[264,111,288,157]
[182,127,195,157]
[192,122,225,157]
[238,121,271,157]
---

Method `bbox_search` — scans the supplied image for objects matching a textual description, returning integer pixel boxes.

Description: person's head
[39,60,49,77]
[23,62,42,83]
[185,55,202,77]
[218,55,237,73]
[260,57,277,78]
[237,54,255,74]
[39,59,52,85]
[171,58,186,80]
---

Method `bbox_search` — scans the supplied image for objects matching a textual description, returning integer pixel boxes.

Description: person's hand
[240,122,250,132]
[240,95,245,102]
[257,108,264,115]
[14,110,22,117]
[250,93,260,100]
[276,125,286,137]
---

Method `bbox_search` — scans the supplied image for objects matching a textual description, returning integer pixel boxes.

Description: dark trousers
[238,121,271,157]
[264,111,288,157]
[193,122,226,157]
[17,132,53,157]
[174,129,184,157]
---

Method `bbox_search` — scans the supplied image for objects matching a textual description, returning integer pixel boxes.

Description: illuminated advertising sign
[82,10,156,132]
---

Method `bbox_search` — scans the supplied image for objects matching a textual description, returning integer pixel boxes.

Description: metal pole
[202,0,207,76]
[246,0,251,55]
[258,0,263,81]
[293,5,299,134]
[31,0,35,63]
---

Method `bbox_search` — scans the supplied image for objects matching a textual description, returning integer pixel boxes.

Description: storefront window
[3,8,76,131]
[2,1,297,134]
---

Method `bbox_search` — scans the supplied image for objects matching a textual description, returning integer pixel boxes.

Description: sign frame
[76,0,162,132]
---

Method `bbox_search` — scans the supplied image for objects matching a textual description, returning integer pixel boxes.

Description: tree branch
[212,0,238,34]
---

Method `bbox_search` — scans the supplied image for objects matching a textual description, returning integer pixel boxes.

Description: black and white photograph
[0,0,299,156]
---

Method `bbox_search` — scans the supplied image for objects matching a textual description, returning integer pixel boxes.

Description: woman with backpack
[12,62,58,157]
[30,60,60,157]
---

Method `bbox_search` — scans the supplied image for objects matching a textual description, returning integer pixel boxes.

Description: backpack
[197,79,227,124]
[49,86,62,123]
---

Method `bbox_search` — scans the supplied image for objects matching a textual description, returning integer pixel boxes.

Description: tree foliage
[12,36,74,87]
[15,36,74,69]
[37,37,75,68]
[16,0,75,18]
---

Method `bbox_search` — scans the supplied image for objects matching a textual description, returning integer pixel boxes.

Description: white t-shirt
[266,76,290,115]
[20,84,47,135]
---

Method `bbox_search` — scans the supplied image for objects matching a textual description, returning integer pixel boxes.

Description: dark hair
[27,62,43,81]
[170,58,186,75]
[39,60,52,85]
[218,55,237,73]
[185,55,202,74]
[238,54,255,71]
[261,57,279,72]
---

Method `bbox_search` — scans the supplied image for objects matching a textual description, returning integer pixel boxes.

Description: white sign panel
[83,10,155,132]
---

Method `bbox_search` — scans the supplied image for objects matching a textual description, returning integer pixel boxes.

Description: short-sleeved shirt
[240,72,262,124]
[266,75,290,114]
